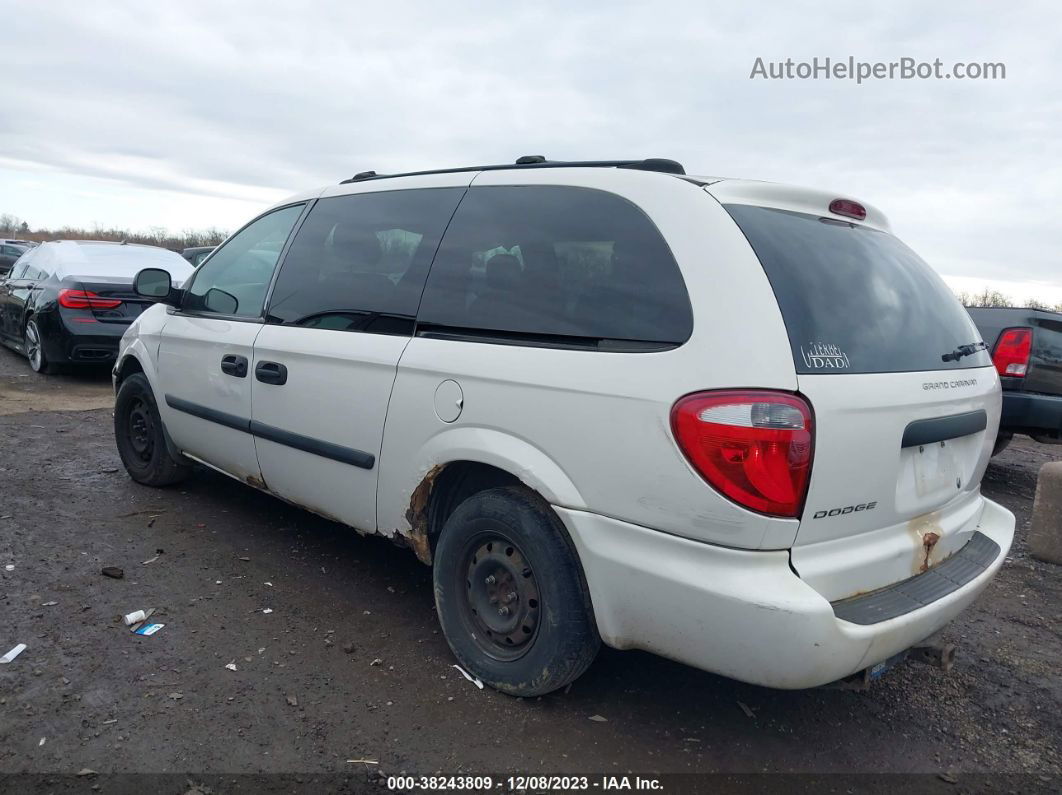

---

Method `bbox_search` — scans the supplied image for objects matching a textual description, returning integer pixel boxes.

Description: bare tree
[0,214,24,235]
[970,287,1014,308]
[1,213,228,250]
[954,286,1062,313]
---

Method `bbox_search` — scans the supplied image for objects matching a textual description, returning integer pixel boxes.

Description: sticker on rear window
[801,342,850,370]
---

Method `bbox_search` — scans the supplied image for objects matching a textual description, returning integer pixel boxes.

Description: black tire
[991,432,1013,457]
[433,486,599,696]
[24,318,56,374]
[114,373,190,486]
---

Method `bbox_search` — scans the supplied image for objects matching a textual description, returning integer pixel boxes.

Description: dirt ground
[0,346,1060,791]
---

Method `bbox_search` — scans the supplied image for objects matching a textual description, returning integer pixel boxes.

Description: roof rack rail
[339,157,685,184]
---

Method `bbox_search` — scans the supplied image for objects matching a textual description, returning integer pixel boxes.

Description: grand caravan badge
[801,342,850,370]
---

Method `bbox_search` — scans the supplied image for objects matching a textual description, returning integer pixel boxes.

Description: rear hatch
[712,185,999,601]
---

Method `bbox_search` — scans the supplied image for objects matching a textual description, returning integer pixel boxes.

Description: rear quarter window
[725,204,992,374]
[417,186,692,348]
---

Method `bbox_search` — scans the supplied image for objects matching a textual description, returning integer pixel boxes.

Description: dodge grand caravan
[111,157,1015,695]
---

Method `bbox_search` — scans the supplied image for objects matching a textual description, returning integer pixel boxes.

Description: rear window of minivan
[725,204,992,374]
[417,186,693,348]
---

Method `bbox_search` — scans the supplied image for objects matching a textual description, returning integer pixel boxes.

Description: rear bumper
[39,312,126,364]
[1000,390,1062,439]
[556,498,1014,689]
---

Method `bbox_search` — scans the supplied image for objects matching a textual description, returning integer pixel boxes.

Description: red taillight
[58,289,122,310]
[671,390,814,517]
[828,198,866,221]
[992,327,1032,377]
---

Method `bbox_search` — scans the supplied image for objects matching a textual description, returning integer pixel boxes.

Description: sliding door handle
[220,354,248,378]
[255,361,288,385]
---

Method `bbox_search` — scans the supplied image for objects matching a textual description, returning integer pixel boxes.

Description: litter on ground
[452,664,484,689]
[0,644,27,664]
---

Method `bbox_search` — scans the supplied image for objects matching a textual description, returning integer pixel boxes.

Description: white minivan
[112,158,1015,695]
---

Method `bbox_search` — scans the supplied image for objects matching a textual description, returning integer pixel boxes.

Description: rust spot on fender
[402,464,445,566]
[390,528,432,566]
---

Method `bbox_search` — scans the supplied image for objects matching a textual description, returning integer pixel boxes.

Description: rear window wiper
[941,341,987,362]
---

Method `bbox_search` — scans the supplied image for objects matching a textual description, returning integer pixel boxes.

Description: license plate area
[895,433,979,515]
[912,440,958,497]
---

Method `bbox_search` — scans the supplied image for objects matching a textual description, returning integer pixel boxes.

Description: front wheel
[114,373,190,486]
[433,486,600,696]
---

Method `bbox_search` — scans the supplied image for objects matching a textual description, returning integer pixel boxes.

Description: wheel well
[425,462,522,547]
[115,355,144,387]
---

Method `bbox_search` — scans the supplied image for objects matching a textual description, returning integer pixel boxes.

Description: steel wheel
[113,373,190,487]
[433,487,600,695]
[25,321,43,372]
[460,532,542,661]
[126,396,156,463]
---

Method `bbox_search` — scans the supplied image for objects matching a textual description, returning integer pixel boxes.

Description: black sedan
[0,241,193,373]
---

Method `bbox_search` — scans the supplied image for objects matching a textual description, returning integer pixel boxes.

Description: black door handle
[221,354,248,378]
[255,360,288,385]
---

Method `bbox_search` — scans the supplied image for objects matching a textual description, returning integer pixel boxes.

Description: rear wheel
[433,486,599,696]
[24,319,55,374]
[114,373,190,486]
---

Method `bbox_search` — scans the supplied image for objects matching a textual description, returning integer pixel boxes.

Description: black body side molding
[164,395,375,470]
[901,409,988,448]
[249,420,374,469]
[165,395,250,433]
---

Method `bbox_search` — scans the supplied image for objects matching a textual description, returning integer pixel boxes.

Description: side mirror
[203,287,239,315]
[134,268,174,301]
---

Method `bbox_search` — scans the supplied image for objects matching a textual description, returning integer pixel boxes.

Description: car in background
[0,241,32,277]
[0,240,193,374]
[967,306,1062,454]
[181,246,215,266]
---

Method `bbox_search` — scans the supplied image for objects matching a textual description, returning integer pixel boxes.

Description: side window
[265,188,465,332]
[8,248,32,279]
[17,251,42,281]
[183,204,304,317]
[417,186,693,346]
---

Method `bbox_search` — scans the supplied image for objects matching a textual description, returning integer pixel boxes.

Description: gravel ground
[0,347,1059,791]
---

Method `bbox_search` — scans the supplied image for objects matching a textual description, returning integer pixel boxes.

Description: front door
[250,183,468,532]
[156,203,306,482]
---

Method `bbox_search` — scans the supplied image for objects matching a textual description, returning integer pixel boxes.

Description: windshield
[725,204,992,374]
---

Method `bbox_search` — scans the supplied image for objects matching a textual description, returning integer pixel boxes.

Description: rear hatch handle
[901,410,988,448]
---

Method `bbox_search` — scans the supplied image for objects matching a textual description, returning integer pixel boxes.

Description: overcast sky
[1,1,1059,301]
